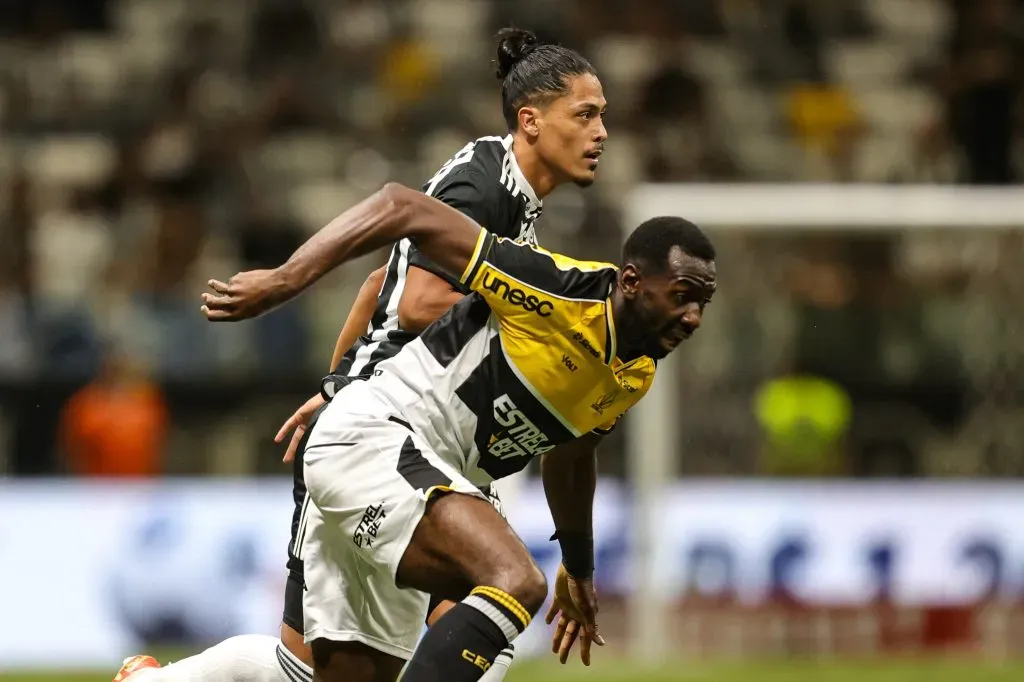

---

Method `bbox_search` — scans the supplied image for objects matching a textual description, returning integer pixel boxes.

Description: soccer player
[114,27,606,682]
[202,183,717,682]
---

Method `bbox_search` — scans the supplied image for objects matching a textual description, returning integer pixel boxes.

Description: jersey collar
[602,279,621,366]
[503,135,542,211]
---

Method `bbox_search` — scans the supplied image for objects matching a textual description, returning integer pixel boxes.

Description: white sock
[478,646,514,682]
[134,634,311,682]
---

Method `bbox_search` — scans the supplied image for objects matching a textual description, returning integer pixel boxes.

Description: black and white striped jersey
[334,135,544,378]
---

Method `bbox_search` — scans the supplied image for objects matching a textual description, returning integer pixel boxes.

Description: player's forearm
[330,265,386,371]
[276,183,479,298]
[542,434,600,578]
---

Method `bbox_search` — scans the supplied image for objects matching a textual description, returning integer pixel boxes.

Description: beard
[617,301,666,360]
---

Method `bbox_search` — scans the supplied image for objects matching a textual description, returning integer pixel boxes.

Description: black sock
[401,587,530,682]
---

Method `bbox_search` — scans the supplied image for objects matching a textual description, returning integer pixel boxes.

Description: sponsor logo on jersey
[489,394,554,460]
[591,392,617,415]
[561,354,578,372]
[482,273,553,317]
[572,331,601,358]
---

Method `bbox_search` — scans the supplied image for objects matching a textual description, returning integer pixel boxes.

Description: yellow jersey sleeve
[591,415,621,436]
[459,230,617,335]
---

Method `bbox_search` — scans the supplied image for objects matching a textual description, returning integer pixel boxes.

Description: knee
[493,560,548,617]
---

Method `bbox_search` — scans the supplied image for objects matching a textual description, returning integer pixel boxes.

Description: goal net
[621,184,1024,660]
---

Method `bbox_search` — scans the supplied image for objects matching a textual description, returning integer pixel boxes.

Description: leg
[396,493,546,682]
[426,599,515,682]
[280,403,330,669]
[299,497,423,682]
[123,634,295,681]
[301,412,543,682]
[310,641,406,682]
[423,483,516,682]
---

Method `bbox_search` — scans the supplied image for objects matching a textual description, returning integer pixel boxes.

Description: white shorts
[299,411,487,660]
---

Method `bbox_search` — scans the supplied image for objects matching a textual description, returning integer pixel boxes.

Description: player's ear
[619,264,641,299]
[517,106,541,138]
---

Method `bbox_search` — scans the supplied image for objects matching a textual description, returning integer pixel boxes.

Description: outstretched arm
[202,184,485,321]
[542,432,600,578]
[541,432,606,666]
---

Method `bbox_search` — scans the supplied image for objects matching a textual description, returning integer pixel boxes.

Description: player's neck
[510,134,557,199]
[609,286,644,362]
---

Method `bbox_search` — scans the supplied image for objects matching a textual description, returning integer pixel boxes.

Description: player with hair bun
[116,27,607,682]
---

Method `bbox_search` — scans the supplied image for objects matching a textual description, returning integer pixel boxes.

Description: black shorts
[281,398,330,633]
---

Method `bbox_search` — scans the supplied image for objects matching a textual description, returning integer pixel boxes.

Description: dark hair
[622,217,716,273]
[495,27,597,132]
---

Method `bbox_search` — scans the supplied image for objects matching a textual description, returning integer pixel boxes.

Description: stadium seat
[735,134,799,181]
[714,86,780,137]
[853,133,911,182]
[829,41,910,89]
[115,0,190,38]
[287,180,363,235]
[864,0,949,42]
[411,0,487,68]
[857,87,937,135]
[590,36,658,93]
[24,135,116,188]
[58,36,127,110]
[595,131,643,197]
[256,134,341,181]
[687,41,745,85]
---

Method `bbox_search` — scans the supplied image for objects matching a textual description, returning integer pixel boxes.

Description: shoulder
[424,136,509,190]
[480,236,619,301]
[427,136,506,176]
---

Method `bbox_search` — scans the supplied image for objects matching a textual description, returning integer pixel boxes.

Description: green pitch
[4,658,1024,682]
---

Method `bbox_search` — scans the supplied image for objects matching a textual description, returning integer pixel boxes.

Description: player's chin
[571,167,598,187]
[656,336,684,357]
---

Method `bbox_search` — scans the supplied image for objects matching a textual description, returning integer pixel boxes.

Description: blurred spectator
[636,40,736,181]
[754,375,851,476]
[138,71,210,199]
[30,186,114,306]
[0,0,111,40]
[0,172,35,299]
[59,346,167,477]
[779,1,865,181]
[786,79,865,181]
[237,206,310,373]
[248,0,321,77]
[939,0,1022,184]
[0,172,37,378]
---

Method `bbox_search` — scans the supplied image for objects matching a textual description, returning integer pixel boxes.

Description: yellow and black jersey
[339,228,657,485]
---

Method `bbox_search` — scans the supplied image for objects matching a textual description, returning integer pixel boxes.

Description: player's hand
[544,563,605,666]
[201,269,290,321]
[276,393,325,463]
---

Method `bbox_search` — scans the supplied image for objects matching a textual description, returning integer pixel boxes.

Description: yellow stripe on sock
[471,586,531,630]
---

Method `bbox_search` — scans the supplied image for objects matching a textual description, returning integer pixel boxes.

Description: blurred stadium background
[3,0,1024,679]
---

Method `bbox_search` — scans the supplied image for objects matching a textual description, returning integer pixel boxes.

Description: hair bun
[495,27,539,80]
